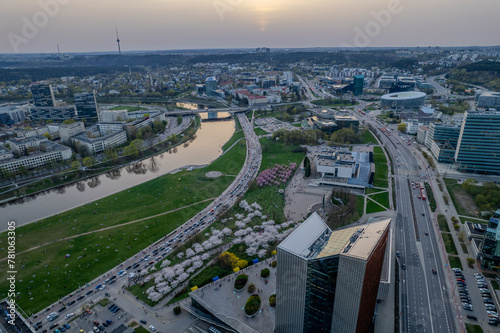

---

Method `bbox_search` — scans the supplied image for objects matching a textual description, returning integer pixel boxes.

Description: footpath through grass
[0,138,248,314]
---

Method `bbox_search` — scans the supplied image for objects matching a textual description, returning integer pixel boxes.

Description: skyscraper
[205,76,217,96]
[276,213,390,333]
[454,111,500,174]
[353,75,364,96]
[31,84,56,107]
[481,209,500,271]
[74,91,98,119]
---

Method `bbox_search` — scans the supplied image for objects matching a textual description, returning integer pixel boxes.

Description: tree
[82,157,94,168]
[71,161,81,169]
[177,115,183,125]
[397,123,407,133]
[104,148,118,161]
[330,128,360,144]
[462,178,476,193]
[43,132,53,140]
[63,119,76,125]
[173,306,181,315]
[304,156,311,177]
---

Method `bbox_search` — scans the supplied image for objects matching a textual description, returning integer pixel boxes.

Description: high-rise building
[353,75,364,96]
[276,213,390,333]
[454,111,500,174]
[74,91,98,119]
[31,84,56,107]
[481,209,500,271]
[205,77,217,96]
[283,71,293,84]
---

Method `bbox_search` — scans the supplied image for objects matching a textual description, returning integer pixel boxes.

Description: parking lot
[254,117,296,134]
[454,268,500,328]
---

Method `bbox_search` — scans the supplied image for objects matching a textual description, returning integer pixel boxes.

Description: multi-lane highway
[33,113,262,331]
[353,108,458,333]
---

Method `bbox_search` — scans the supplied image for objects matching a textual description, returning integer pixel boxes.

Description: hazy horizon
[1,0,499,54]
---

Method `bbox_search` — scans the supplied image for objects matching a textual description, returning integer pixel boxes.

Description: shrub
[234,274,248,290]
[451,216,459,223]
[173,306,181,315]
[269,294,276,308]
[244,294,261,316]
[454,224,460,231]
[271,260,277,268]
[174,287,188,299]
[467,258,475,269]
[247,283,256,293]
[261,268,270,279]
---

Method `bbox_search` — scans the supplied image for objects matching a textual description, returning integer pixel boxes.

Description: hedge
[261,268,270,278]
[234,274,248,290]
[245,294,261,316]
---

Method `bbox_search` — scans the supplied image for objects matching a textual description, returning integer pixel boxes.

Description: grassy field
[254,127,268,136]
[128,281,156,307]
[448,256,463,270]
[369,191,390,209]
[360,129,378,144]
[366,199,386,214]
[438,214,451,232]
[459,216,489,225]
[465,323,483,333]
[222,130,244,151]
[442,233,459,255]
[444,178,479,217]
[365,187,384,195]
[424,182,437,212]
[0,140,248,314]
[373,146,389,188]
[109,106,146,112]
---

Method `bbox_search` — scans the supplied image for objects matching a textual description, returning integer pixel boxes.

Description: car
[106,320,112,325]
[49,324,58,330]
[93,327,99,333]
[103,322,109,327]
[58,306,66,313]
[60,327,66,332]
[453,268,462,272]
[467,315,477,321]
[140,320,147,325]
[93,321,100,326]
[67,300,75,306]
[105,292,111,297]
[77,295,85,301]
[99,285,106,290]
[64,313,74,319]
[95,284,102,290]
[98,326,105,331]
[488,319,499,326]
[63,324,70,329]
[432,268,437,274]
[149,325,156,331]
[86,290,93,295]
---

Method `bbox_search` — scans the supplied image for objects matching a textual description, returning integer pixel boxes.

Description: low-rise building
[98,109,128,122]
[0,141,71,174]
[0,146,14,161]
[7,136,48,156]
[30,106,77,121]
[73,130,127,154]
[59,121,85,142]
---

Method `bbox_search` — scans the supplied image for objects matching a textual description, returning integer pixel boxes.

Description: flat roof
[278,212,331,258]
[381,91,426,100]
[316,225,360,258]
[344,219,391,260]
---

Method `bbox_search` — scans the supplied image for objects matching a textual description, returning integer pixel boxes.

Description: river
[1,118,235,229]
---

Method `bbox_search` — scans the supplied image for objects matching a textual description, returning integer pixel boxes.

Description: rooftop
[278,212,331,258]
[343,219,391,260]
[381,91,426,100]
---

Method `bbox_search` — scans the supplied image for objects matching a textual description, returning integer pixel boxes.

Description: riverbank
[0,134,247,314]
[0,116,199,205]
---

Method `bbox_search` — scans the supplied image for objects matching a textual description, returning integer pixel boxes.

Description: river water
[1,118,235,229]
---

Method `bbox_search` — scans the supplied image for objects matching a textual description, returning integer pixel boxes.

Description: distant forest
[0,51,404,83]
[447,61,500,91]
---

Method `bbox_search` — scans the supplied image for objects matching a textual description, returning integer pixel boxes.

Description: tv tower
[116,27,121,55]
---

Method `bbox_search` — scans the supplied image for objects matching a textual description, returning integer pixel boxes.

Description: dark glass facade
[455,112,500,174]
[481,209,500,271]
[303,256,339,332]
[31,84,55,107]
[353,75,364,96]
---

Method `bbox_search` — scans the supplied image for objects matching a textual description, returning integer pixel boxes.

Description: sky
[1,0,499,53]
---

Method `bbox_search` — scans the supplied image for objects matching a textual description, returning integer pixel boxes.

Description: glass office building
[276,213,390,333]
[31,83,56,107]
[455,111,500,174]
[481,209,500,271]
[353,75,364,96]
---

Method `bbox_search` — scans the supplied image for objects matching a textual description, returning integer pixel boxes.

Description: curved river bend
[1,119,234,228]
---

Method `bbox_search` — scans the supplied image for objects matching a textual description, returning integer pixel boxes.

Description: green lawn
[366,199,387,214]
[365,188,383,194]
[369,192,390,209]
[360,129,378,144]
[292,123,302,127]
[465,323,483,333]
[459,216,489,225]
[372,147,389,188]
[424,182,437,212]
[128,281,157,307]
[222,130,244,151]
[448,256,463,270]
[437,214,451,232]
[254,127,268,136]
[134,326,150,333]
[109,105,146,112]
[0,142,248,314]
[442,233,459,255]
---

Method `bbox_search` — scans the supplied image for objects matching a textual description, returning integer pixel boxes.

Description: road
[33,113,262,332]
[352,106,458,333]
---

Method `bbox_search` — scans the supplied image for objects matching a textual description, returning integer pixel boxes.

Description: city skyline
[1,0,500,53]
